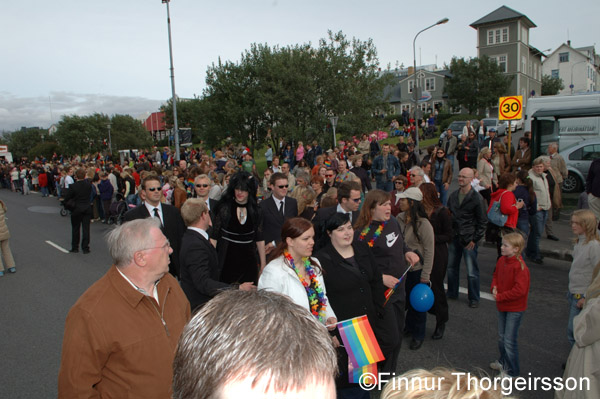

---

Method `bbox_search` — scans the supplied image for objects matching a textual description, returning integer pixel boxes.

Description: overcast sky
[1,0,598,132]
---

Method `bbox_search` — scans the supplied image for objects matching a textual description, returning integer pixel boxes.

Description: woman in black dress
[211,171,266,285]
[316,213,399,399]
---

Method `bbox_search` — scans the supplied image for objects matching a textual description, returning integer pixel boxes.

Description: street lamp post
[570,60,587,95]
[162,0,180,161]
[412,17,449,150]
[106,123,112,155]
[330,116,338,150]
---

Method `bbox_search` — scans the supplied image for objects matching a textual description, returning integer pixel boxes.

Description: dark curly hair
[214,171,260,229]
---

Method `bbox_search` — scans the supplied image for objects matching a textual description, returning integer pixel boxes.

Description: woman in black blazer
[315,213,398,399]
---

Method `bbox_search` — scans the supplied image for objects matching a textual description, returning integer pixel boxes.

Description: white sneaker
[489,360,503,371]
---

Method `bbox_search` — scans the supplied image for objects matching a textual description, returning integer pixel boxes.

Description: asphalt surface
[0,174,575,399]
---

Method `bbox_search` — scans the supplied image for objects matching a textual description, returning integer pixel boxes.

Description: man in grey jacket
[440,128,458,167]
[446,168,488,308]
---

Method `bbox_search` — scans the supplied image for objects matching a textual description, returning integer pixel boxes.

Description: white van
[525,93,600,152]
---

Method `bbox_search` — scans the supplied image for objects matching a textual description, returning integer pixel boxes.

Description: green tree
[5,128,47,160]
[162,30,393,151]
[445,56,512,114]
[541,74,564,95]
[110,114,153,151]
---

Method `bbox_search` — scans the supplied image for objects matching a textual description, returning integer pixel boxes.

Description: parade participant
[258,217,337,327]
[353,190,420,371]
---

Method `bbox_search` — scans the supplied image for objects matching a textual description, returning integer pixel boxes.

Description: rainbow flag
[348,361,378,384]
[338,315,384,368]
[324,159,331,168]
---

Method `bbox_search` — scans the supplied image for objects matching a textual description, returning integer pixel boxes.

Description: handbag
[487,190,508,227]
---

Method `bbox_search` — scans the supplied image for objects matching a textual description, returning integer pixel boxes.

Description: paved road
[0,186,573,399]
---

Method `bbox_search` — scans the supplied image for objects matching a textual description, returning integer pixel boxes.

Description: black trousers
[71,209,91,251]
[428,254,449,326]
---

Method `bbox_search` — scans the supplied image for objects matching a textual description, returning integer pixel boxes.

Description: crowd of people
[2,130,597,397]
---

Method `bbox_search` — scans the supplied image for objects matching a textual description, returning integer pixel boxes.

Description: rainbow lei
[358,221,387,247]
[284,251,328,323]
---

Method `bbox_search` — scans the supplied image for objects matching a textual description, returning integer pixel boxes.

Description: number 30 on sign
[498,96,523,120]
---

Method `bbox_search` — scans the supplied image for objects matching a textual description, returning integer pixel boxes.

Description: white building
[542,42,599,95]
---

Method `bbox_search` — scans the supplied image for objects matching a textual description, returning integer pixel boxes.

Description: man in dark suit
[64,168,93,254]
[259,172,298,255]
[124,175,186,278]
[193,174,217,222]
[312,180,362,249]
[179,199,255,311]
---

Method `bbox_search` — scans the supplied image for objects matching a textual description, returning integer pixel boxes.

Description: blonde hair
[289,186,316,215]
[180,198,208,227]
[572,209,600,244]
[502,232,526,269]
[382,368,503,399]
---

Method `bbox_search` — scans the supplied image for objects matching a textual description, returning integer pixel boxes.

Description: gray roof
[470,5,536,29]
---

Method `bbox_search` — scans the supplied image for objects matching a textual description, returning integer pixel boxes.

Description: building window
[425,78,435,91]
[522,56,527,73]
[551,69,559,78]
[490,55,507,73]
[521,27,528,44]
[559,52,569,63]
[408,80,414,93]
[487,27,509,45]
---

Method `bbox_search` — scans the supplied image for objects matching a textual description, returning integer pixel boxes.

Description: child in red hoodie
[490,232,530,377]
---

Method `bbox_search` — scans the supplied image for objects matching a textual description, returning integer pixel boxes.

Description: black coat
[447,188,487,246]
[124,203,186,278]
[315,242,399,388]
[258,196,298,244]
[64,179,92,215]
[312,205,360,250]
[179,229,230,312]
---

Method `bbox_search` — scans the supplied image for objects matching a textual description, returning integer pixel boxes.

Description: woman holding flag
[258,217,337,328]
[354,190,420,372]
[315,213,399,398]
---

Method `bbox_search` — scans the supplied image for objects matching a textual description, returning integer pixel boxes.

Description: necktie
[153,208,163,227]
[279,200,284,218]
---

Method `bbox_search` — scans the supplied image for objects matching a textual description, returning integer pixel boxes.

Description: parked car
[560,138,600,193]
[482,118,507,136]
[438,120,480,143]
[507,119,523,131]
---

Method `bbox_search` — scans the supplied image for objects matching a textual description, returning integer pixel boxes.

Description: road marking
[46,240,69,253]
[444,284,495,302]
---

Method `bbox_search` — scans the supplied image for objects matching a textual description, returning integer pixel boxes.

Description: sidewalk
[483,209,575,262]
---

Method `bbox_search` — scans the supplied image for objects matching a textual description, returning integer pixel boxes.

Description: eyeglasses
[277,184,289,189]
[350,197,361,203]
[195,184,209,188]
[395,181,404,185]
[146,187,162,192]
[140,239,171,252]
[410,174,418,177]
[437,151,444,154]
[326,174,334,177]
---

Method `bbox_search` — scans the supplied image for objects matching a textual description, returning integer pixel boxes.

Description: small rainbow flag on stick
[384,263,413,306]
[348,361,378,384]
[337,315,384,368]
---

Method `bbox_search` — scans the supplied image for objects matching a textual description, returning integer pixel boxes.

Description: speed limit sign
[498,96,523,120]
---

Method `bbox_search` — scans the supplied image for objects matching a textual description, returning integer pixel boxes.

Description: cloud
[0,91,165,132]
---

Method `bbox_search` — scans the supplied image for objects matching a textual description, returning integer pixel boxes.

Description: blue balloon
[409,283,435,312]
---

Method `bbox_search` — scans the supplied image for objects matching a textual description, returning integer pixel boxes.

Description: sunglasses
[326,174,334,177]
[146,187,162,192]
[350,198,361,203]
[395,181,404,185]
[410,174,418,177]
[195,184,209,188]
[277,184,289,189]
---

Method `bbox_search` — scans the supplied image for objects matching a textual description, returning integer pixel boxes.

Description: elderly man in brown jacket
[58,218,191,398]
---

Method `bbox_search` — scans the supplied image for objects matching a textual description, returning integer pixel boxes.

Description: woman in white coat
[556,260,600,399]
[258,217,337,327]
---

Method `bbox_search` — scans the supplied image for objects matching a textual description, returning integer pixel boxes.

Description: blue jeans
[434,180,448,206]
[446,154,455,170]
[567,293,582,346]
[446,238,480,302]
[497,311,523,377]
[377,180,393,192]
[40,186,49,197]
[526,210,547,260]
[516,217,529,238]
